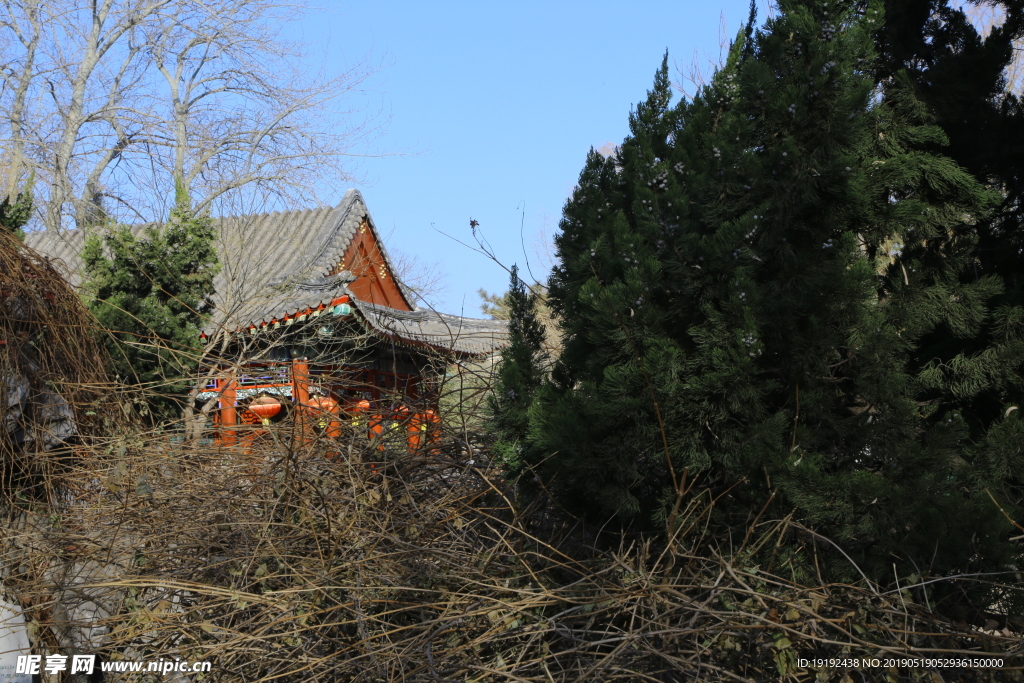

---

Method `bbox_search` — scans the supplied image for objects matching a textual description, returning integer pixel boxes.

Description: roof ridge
[306,190,364,278]
[221,204,334,228]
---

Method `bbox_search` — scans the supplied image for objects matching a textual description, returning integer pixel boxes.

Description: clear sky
[297,0,770,317]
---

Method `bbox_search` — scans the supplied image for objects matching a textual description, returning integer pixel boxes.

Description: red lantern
[241,396,282,424]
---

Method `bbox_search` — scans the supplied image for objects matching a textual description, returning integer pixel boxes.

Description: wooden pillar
[220,374,237,446]
[293,359,310,406]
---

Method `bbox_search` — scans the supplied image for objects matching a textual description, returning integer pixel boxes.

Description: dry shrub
[1,414,1022,683]
[0,232,117,499]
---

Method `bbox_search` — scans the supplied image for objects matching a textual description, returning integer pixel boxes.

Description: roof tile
[25,190,508,356]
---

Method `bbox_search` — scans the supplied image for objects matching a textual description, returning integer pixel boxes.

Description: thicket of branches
[0,222,117,499]
[9,413,1024,683]
[2,421,1021,682]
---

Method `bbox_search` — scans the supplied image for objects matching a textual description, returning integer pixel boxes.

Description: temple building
[26,190,508,444]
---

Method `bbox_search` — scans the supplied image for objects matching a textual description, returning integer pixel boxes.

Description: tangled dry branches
[0,233,117,500]
[1,424,1021,682]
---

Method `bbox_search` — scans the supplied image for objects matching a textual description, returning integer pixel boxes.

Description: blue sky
[297,1,770,316]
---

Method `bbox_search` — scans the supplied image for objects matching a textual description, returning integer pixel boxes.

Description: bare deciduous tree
[141,0,380,217]
[0,0,379,230]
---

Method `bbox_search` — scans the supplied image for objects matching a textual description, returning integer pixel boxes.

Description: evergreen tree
[489,264,546,477]
[0,184,33,241]
[875,0,1024,532]
[876,0,1023,190]
[535,0,1022,593]
[539,53,682,519]
[84,180,220,418]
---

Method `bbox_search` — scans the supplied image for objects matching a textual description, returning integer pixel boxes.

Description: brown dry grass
[2,423,1022,683]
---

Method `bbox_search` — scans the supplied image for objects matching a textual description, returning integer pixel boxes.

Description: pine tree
[538,53,685,519]
[535,0,1022,594]
[489,264,546,477]
[84,180,220,418]
[875,0,1024,542]
[0,184,33,240]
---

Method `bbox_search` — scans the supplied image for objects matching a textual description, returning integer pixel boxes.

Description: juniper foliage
[876,0,1024,538]
[83,180,220,418]
[0,186,33,240]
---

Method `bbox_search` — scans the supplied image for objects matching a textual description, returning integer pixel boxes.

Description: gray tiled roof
[24,190,508,356]
[357,300,510,356]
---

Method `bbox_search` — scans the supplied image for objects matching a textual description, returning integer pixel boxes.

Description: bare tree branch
[0,0,381,229]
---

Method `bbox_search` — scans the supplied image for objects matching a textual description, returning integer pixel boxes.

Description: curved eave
[202,288,509,358]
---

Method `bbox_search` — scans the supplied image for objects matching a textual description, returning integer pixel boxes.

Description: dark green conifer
[538,53,692,519]
[875,1,1024,551]
[0,184,33,241]
[490,264,546,477]
[84,180,220,418]
[535,0,1022,596]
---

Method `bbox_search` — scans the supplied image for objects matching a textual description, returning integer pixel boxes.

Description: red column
[292,359,310,441]
[293,359,310,405]
[408,412,424,453]
[220,375,237,446]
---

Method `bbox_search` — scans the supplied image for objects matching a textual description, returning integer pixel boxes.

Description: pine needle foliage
[0,184,33,240]
[876,0,1024,542]
[534,0,1023,595]
[83,180,220,418]
[490,264,547,477]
